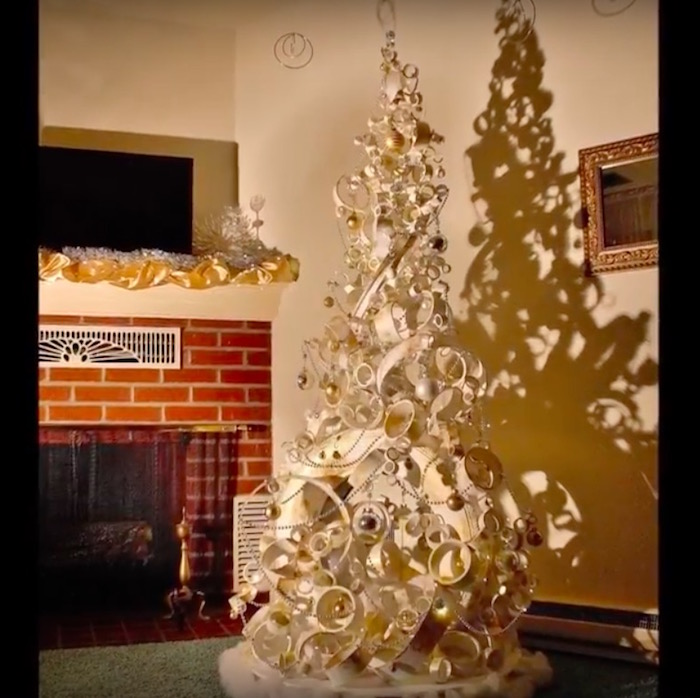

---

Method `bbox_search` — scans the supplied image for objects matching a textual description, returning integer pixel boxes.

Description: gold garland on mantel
[39,249,300,291]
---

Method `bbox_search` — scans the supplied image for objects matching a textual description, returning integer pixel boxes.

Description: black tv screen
[39,146,194,254]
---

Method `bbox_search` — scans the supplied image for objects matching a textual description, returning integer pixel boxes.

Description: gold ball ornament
[325,382,341,403]
[329,339,340,353]
[265,502,281,520]
[385,130,406,152]
[297,371,311,390]
[323,296,335,308]
[446,492,465,511]
[346,213,362,230]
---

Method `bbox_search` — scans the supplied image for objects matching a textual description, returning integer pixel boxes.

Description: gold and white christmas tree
[221,27,552,698]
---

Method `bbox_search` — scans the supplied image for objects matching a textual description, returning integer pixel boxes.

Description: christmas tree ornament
[264,502,281,520]
[220,1,552,696]
[297,371,311,389]
[346,212,363,230]
[526,528,544,547]
[446,492,466,511]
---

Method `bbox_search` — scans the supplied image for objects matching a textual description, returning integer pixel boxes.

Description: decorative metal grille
[38,325,181,368]
[232,494,271,592]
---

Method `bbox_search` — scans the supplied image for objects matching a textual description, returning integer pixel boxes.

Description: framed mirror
[579,133,658,275]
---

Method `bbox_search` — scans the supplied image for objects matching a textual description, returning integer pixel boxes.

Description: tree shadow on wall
[455,1,658,656]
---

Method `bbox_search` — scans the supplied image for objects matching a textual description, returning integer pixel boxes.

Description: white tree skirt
[219,643,553,698]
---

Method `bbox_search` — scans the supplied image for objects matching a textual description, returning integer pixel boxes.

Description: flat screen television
[39,145,194,254]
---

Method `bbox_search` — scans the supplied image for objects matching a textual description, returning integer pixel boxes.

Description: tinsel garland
[57,242,288,271]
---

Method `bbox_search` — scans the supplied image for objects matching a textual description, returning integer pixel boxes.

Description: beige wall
[40,0,658,612]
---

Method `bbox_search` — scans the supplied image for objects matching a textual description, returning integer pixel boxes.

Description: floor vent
[232,494,271,593]
[38,325,181,368]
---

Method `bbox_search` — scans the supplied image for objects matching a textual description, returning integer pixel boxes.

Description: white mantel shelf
[39,280,293,322]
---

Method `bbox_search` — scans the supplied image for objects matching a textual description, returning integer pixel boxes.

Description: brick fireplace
[38,313,273,607]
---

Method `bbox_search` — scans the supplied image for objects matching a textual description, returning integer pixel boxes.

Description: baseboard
[519,602,659,665]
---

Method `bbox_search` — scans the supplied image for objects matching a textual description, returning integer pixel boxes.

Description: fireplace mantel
[39,279,292,322]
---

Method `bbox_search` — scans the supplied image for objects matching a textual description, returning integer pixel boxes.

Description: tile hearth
[39,602,245,650]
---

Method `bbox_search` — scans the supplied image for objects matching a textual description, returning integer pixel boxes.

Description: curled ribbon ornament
[325,639,373,687]
[383,399,417,441]
[437,630,483,676]
[351,234,418,319]
[373,302,409,344]
[338,389,385,430]
[293,428,386,480]
[260,538,300,581]
[375,333,434,395]
[365,540,403,582]
[410,447,481,543]
[250,619,293,667]
[465,446,504,490]
[429,656,453,683]
[315,586,357,632]
[428,540,473,586]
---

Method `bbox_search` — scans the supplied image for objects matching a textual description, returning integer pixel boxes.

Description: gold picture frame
[579,133,658,275]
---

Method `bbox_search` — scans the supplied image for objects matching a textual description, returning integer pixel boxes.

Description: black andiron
[165,507,209,630]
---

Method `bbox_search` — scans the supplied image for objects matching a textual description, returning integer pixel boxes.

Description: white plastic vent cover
[38,324,181,368]
[233,494,271,593]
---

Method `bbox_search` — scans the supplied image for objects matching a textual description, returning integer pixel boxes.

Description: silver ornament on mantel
[193,195,282,268]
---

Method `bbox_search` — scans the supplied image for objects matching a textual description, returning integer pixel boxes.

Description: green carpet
[39,639,658,698]
[39,638,233,698]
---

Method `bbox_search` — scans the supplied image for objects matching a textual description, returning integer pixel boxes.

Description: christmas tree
[220,22,552,698]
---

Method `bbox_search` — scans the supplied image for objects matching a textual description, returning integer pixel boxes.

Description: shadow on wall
[455,0,658,650]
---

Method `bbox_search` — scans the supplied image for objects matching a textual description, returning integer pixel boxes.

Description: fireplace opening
[38,427,187,614]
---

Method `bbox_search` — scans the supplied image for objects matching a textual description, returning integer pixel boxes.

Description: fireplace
[38,314,273,613]
[39,426,186,612]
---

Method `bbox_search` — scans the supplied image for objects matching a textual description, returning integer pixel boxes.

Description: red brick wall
[184,426,272,593]
[38,314,273,596]
[39,316,272,428]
